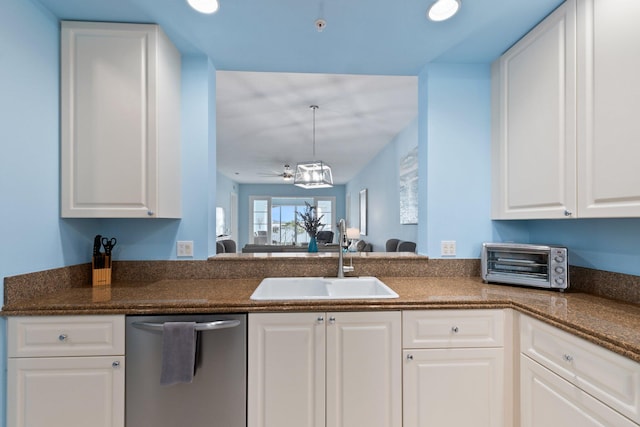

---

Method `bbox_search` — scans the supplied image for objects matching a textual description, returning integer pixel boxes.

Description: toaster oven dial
[555,266,565,274]
[555,277,565,285]
[554,255,565,263]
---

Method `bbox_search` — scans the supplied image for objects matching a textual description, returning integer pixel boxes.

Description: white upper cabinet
[492,0,577,219]
[493,0,640,219]
[576,0,640,217]
[61,21,181,218]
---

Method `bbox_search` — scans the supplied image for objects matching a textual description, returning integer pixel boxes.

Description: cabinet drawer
[521,315,640,424]
[8,315,125,357]
[403,310,504,348]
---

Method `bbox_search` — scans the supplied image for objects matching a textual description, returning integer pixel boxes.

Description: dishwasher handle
[132,319,241,332]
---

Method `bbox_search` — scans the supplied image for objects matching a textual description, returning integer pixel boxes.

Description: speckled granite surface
[3,255,477,305]
[3,256,640,363]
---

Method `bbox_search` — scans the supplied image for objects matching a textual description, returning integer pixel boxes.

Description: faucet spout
[337,219,353,278]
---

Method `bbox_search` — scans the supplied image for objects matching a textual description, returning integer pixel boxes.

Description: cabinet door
[60,21,180,218]
[326,311,402,427]
[521,355,636,427]
[521,314,640,423]
[403,348,504,427]
[576,0,640,217]
[492,0,577,219]
[248,313,326,427]
[7,356,124,427]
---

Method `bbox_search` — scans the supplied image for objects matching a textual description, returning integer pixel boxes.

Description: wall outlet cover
[177,241,194,257]
[441,240,456,257]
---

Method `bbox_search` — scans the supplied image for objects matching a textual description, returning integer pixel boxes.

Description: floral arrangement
[296,202,325,237]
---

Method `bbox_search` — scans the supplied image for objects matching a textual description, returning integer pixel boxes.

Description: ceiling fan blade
[257,172,285,177]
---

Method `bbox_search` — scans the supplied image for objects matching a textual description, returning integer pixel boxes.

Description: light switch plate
[177,241,194,257]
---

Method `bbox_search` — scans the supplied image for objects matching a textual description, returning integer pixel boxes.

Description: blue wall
[419,63,494,259]
[237,184,346,249]
[0,0,95,284]
[346,119,419,251]
[523,219,640,276]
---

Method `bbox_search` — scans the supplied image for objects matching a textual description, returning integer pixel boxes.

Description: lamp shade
[346,228,360,239]
[293,161,333,189]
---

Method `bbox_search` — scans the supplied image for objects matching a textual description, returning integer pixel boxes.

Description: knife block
[92,257,112,286]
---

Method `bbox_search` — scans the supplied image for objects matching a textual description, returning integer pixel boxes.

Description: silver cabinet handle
[317,316,324,324]
[329,316,336,324]
[132,320,240,332]
[451,326,459,333]
[112,361,120,369]
[564,210,572,217]
[563,354,574,362]
[58,334,68,342]
[147,211,154,216]
[406,354,414,361]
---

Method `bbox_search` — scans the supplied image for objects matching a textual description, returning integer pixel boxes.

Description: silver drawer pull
[58,334,68,342]
[112,361,120,369]
[563,354,574,362]
[451,326,459,333]
[317,316,324,324]
[406,354,414,361]
[132,320,240,332]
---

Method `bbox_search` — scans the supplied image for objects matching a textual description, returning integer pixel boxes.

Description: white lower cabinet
[520,314,640,426]
[402,309,508,427]
[8,356,125,427]
[403,348,504,427]
[521,355,636,427]
[248,311,401,427]
[7,315,125,427]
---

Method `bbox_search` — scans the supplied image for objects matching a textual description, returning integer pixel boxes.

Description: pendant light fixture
[294,105,334,189]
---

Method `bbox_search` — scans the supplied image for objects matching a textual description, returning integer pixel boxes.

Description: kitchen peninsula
[3,254,640,362]
[4,254,640,427]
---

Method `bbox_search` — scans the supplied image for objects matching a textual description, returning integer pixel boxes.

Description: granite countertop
[3,276,640,363]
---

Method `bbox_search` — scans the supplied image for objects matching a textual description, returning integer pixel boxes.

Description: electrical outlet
[177,241,194,257]
[441,240,456,257]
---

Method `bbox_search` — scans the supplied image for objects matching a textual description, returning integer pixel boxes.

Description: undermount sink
[250,276,399,300]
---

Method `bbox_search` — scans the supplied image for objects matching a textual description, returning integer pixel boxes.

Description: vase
[308,235,318,253]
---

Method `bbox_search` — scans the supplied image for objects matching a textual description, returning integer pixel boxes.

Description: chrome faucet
[337,219,354,278]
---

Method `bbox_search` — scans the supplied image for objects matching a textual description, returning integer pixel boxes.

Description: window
[249,196,336,245]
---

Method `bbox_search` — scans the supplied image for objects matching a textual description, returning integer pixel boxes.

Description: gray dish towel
[160,322,197,386]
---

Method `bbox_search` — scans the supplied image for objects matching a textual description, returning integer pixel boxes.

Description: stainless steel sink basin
[250,276,399,300]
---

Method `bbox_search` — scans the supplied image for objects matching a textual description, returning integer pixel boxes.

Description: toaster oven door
[483,247,551,287]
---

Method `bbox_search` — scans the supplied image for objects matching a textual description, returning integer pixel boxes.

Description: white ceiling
[216,71,418,184]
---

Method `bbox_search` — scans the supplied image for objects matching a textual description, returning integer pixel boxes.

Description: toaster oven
[481,243,569,291]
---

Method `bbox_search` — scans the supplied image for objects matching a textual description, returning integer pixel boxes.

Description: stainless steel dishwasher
[125,314,246,427]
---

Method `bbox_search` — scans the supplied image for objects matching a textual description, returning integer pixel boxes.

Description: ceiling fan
[257,164,294,181]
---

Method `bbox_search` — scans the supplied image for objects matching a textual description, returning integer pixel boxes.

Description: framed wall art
[399,146,418,224]
[359,188,368,235]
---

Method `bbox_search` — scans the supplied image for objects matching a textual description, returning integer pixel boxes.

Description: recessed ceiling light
[187,0,219,14]
[427,0,461,22]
